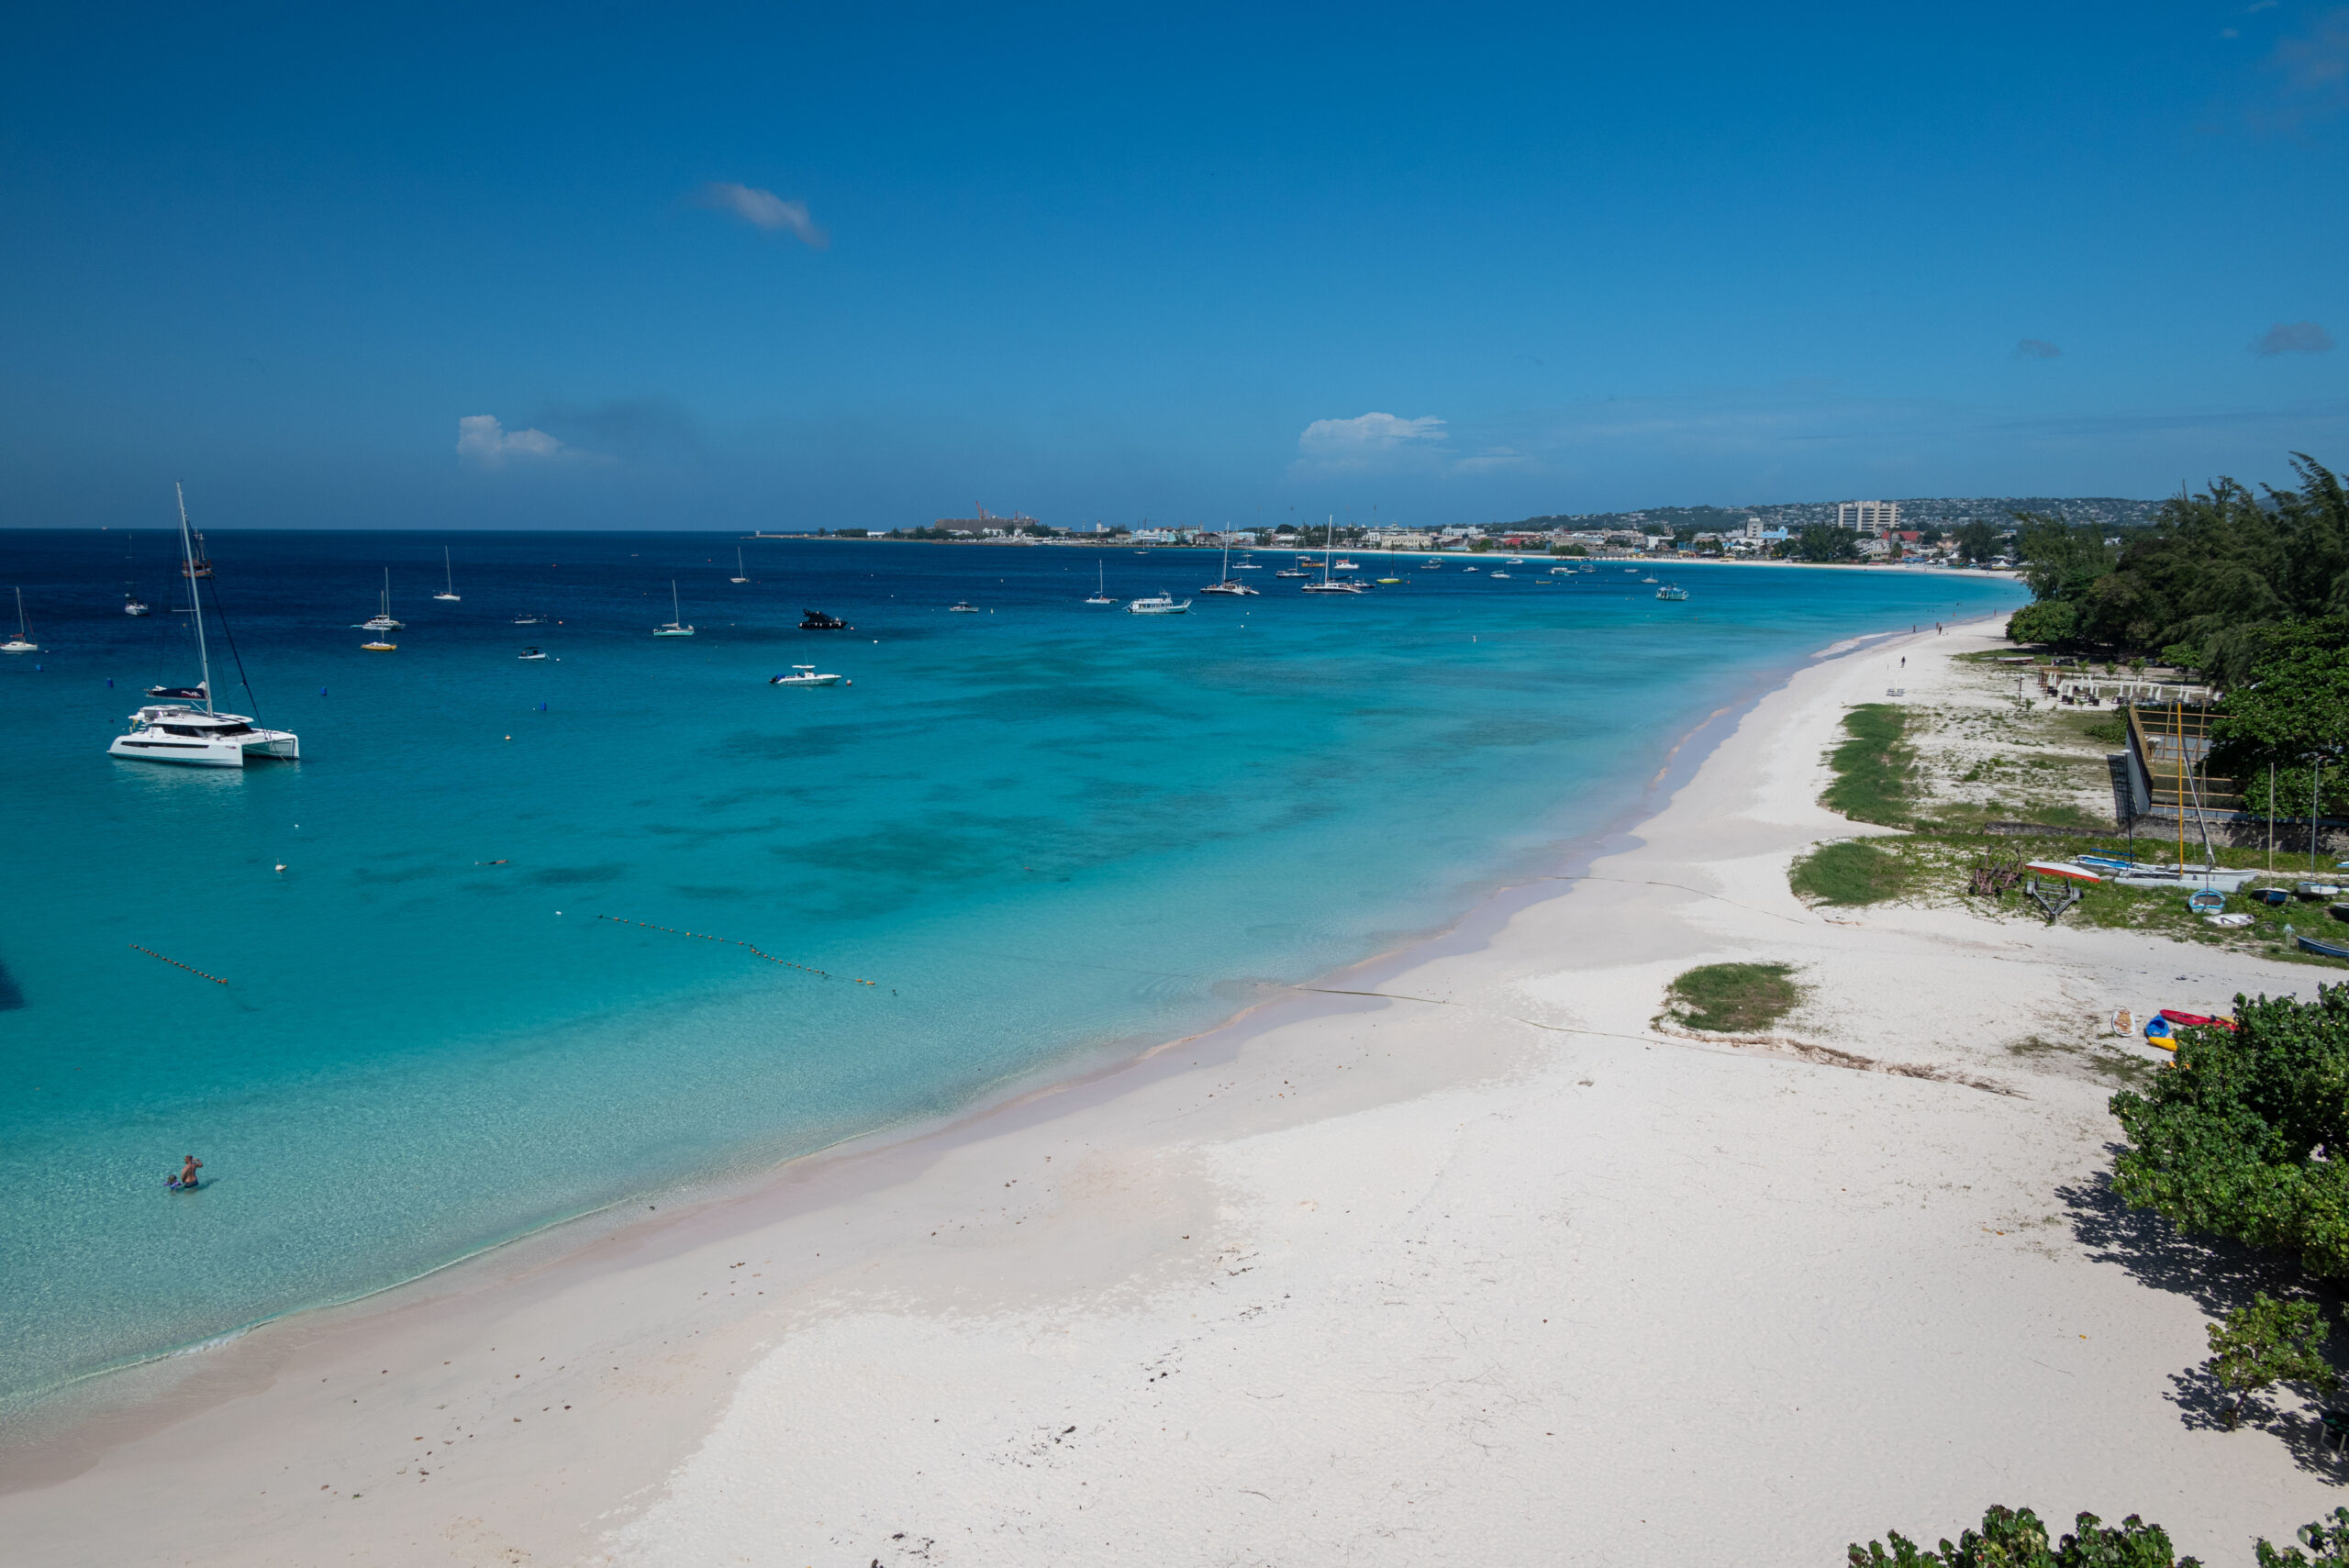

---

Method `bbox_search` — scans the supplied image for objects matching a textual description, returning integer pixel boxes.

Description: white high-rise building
[1837,501,1899,532]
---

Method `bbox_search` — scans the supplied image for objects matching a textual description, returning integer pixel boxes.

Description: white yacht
[1301,518,1367,593]
[110,488,299,767]
[518,647,548,660]
[1199,541,1260,595]
[361,570,403,631]
[1488,571,1512,579]
[433,547,461,601]
[769,664,841,686]
[1126,593,1190,615]
[3,589,35,652]
[1085,563,1116,605]
[653,581,695,636]
[125,591,150,616]
[730,549,750,584]
[949,600,980,613]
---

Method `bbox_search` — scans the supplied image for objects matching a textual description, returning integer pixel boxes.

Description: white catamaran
[108,486,300,767]
[653,581,696,636]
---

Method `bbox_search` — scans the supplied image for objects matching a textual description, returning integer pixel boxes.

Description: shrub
[1664,962,1801,1033]
[1791,840,1906,905]
[1822,705,1913,825]
[1850,1506,2186,1567]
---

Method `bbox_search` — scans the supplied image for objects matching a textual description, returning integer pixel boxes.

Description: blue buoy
[539,702,547,711]
[319,686,328,696]
[106,678,114,688]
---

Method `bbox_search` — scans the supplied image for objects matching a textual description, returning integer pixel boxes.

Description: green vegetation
[1794,524,1861,562]
[2207,1295,2340,1430]
[1850,1506,2185,1567]
[2209,613,2349,819]
[2110,986,2349,1279]
[1790,839,1907,905]
[1663,962,1801,1033]
[2006,455,2348,684]
[1822,705,1914,826]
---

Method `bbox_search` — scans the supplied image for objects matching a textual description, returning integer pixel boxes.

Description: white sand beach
[8,614,2339,1566]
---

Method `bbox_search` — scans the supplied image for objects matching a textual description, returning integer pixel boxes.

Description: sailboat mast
[177,484,215,712]
[673,580,681,621]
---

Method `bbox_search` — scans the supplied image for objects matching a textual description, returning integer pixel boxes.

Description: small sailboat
[1301,517,1367,594]
[433,547,461,601]
[125,590,150,616]
[1085,562,1116,605]
[653,581,695,636]
[3,588,36,652]
[1199,540,1260,595]
[1488,571,1511,579]
[769,664,841,686]
[730,550,750,584]
[362,572,398,650]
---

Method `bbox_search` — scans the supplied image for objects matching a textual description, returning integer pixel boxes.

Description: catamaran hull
[107,732,300,767]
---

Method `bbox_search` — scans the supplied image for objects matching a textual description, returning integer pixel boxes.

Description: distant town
[763,495,2165,565]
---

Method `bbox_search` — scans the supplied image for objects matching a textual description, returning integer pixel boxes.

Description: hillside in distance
[1507,496,2164,534]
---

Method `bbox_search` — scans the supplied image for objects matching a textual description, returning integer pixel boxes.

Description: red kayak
[2159,1009,2238,1032]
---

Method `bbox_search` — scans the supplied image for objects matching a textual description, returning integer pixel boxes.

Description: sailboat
[125,590,150,616]
[362,572,398,651]
[108,486,299,765]
[3,589,36,652]
[1085,562,1116,605]
[653,580,695,636]
[1199,539,1259,595]
[434,547,461,601]
[730,550,750,584]
[1301,516,1366,594]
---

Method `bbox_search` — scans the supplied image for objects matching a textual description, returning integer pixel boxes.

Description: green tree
[2207,613,2349,818]
[1849,1506,2191,1567]
[2261,1508,2349,1566]
[2207,1294,2340,1429]
[1468,536,1495,552]
[2014,514,2119,606]
[1795,524,1860,562]
[1953,520,2001,563]
[2109,987,2349,1280]
[2007,600,2080,647]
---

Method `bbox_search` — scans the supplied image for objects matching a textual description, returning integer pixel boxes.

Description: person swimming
[170,1155,202,1191]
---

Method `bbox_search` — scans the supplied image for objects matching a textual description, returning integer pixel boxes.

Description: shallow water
[0,532,2020,1407]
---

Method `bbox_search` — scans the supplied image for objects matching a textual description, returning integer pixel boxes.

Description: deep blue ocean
[0,529,2022,1410]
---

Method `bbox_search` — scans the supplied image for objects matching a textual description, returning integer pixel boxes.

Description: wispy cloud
[1295,412,1448,470]
[2251,320,2335,355]
[455,415,593,466]
[2266,7,2349,120]
[2013,338,2063,360]
[694,182,829,249]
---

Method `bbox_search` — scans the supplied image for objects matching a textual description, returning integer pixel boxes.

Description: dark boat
[799,609,849,630]
[146,682,209,701]
[2254,887,2292,906]
[2299,933,2349,960]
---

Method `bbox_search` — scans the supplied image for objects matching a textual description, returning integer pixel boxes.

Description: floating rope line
[596,917,879,986]
[130,945,228,985]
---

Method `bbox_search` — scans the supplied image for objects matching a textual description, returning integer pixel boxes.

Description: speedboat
[1333,558,1359,573]
[1462,565,1480,573]
[2,589,34,652]
[518,647,548,660]
[111,487,299,767]
[1488,571,1511,580]
[770,664,841,686]
[1274,567,1311,578]
[800,609,849,629]
[653,580,695,636]
[125,593,150,617]
[513,613,544,626]
[1506,557,1526,565]
[949,601,980,613]
[1375,576,1401,584]
[1423,558,1442,569]
[1126,594,1190,615]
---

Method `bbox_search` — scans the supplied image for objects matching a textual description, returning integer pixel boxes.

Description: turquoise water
[0,532,2021,1408]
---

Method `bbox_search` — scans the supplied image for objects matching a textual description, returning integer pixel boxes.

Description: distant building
[935,504,1041,532]
[1837,501,1900,532]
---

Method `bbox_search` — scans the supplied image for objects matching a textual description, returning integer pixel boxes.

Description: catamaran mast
[177,483,215,712]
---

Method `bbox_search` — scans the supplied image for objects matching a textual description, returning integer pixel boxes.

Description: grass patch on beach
[1789,839,1909,906]
[1664,962,1803,1034]
[1822,704,1914,826]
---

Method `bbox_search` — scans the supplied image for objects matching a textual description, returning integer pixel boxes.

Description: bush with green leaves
[2260,1508,2349,1566]
[2207,1294,2340,1429]
[2008,599,2082,647]
[2108,985,2349,1279]
[1849,1505,2188,1566]
[2208,613,2349,819]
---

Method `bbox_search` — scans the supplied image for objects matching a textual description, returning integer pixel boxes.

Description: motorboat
[653,580,695,636]
[2300,883,2348,900]
[3,588,34,652]
[1488,572,1511,580]
[518,647,548,661]
[1333,558,1359,573]
[1656,585,1690,601]
[1506,557,1526,565]
[1274,567,1311,578]
[1641,575,1659,584]
[1462,565,1480,573]
[110,486,298,767]
[1126,594,1190,615]
[1375,576,1401,584]
[433,547,462,601]
[730,549,750,584]
[1423,558,1442,569]
[800,609,850,629]
[361,569,403,631]
[770,664,841,686]
[513,613,544,626]
[125,593,150,616]
[1085,562,1116,605]
[949,600,980,613]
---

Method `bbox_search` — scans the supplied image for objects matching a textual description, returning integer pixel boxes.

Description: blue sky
[3,2,2345,530]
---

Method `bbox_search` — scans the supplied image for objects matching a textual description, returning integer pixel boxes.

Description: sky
[3,2,2345,531]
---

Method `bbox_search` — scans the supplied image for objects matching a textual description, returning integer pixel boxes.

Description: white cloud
[2251,320,2335,356]
[2013,338,2063,359]
[1296,412,1449,468]
[456,415,578,466]
[695,182,829,249]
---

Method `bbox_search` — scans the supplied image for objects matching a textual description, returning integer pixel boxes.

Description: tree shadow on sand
[2061,1152,2349,1481]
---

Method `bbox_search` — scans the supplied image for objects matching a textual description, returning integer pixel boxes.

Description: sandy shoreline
[9,613,2338,1567]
